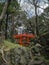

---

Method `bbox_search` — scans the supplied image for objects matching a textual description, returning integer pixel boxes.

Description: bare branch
[28,0,44,10]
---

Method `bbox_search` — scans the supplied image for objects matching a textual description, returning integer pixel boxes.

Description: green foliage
[0,0,20,14]
[7,0,20,14]
[4,40,20,51]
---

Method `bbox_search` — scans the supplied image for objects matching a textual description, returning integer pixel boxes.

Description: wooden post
[27,37,30,44]
[19,35,22,45]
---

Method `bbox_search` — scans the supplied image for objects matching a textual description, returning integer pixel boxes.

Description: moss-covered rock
[0,40,49,65]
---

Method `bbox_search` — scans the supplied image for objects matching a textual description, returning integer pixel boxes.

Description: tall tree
[33,0,39,36]
[26,0,39,36]
[0,0,11,42]
[5,0,20,39]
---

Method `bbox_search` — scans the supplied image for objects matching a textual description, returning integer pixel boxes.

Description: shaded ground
[0,40,49,65]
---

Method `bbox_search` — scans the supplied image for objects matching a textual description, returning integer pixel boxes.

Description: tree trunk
[35,5,39,36]
[11,14,15,42]
[0,0,11,43]
[33,0,39,37]
[5,13,9,39]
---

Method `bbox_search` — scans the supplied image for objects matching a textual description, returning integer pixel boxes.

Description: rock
[14,47,27,55]
[28,57,46,65]
[4,51,10,63]
[35,43,41,47]
[30,43,42,56]
[20,56,27,65]
[0,44,48,65]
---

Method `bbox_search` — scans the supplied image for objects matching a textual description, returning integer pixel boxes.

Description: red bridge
[13,33,35,45]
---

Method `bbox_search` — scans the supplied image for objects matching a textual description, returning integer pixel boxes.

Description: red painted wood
[13,33,35,45]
